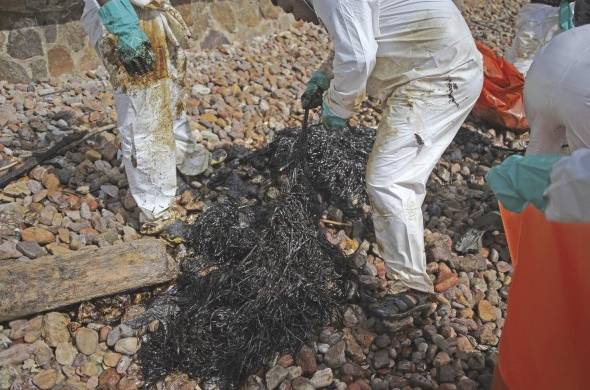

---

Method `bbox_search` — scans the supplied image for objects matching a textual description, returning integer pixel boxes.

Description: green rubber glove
[559,0,574,30]
[99,0,155,76]
[322,101,347,129]
[486,154,561,213]
[301,70,331,109]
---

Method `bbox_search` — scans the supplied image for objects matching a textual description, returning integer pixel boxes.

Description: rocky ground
[1,0,530,389]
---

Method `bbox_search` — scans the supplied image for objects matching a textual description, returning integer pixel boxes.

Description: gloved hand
[559,0,574,30]
[99,0,155,76]
[322,101,347,129]
[301,70,330,109]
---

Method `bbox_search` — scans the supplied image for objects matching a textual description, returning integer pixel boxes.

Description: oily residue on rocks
[139,124,375,387]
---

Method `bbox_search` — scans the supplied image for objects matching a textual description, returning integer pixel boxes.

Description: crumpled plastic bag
[472,42,529,132]
[505,2,575,75]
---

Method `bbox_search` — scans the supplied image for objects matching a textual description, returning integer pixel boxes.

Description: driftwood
[0,124,116,188]
[0,238,178,322]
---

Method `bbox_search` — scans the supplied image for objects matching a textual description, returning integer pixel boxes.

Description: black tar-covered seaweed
[139,124,375,387]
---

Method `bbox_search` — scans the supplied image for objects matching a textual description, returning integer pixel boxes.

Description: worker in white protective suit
[273,0,483,317]
[81,0,210,233]
[525,0,590,155]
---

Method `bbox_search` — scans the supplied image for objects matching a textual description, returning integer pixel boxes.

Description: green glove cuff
[99,0,150,53]
[309,70,331,92]
[322,101,347,129]
[486,154,562,213]
[559,0,574,30]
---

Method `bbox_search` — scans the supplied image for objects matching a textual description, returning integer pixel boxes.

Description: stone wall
[0,0,291,83]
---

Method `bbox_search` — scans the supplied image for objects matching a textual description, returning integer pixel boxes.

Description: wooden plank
[0,238,178,322]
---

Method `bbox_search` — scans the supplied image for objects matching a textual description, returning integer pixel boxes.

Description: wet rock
[114,337,138,355]
[33,340,53,366]
[55,342,78,366]
[80,359,102,377]
[373,334,390,349]
[450,255,486,272]
[310,368,333,389]
[296,345,317,376]
[99,326,111,343]
[438,364,457,383]
[373,349,390,369]
[103,351,121,368]
[477,300,497,322]
[243,375,265,390]
[383,316,413,333]
[435,263,459,293]
[287,366,303,380]
[325,340,346,368]
[456,336,475,353]
[342,305,366,328]
[291,377,314,390]
[352,328,375,351]
[433,352,452,367]
[98,368,121,388]
[42,312,70,347]
[341,362,363,378]
[457,376,478,390]
[106,325,129,347]
[370,377,388,390]
[21,227,55,245]
[343,330,365,363]
[0,241,20,260]
[266,365,289,390]
[16,241,46,259]
[32,369,57,390]
[409,374,435,389]
[75,328,98,355]
[479,323,499,346]
[427,233,453,261]
[86,375,99,389]
[116,355,132,374]
[496,261,512,273]
[0,344,33,366]
[277,354,294,368]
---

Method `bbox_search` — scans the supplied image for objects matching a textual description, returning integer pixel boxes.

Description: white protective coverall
[505,2,575,75]
[524,25,590,155]
[81,0,210,220]
[313,0,483,293]
[546,148,590,222]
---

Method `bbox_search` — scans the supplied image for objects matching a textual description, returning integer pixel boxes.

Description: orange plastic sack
[492,205,590,390]
[473,42,529,132]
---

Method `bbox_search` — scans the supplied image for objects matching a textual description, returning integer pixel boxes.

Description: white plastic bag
[506,3,574,75]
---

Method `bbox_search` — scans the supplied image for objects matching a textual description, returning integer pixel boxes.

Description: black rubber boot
[369,290,434,319]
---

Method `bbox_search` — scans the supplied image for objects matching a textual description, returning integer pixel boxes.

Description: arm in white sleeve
[313,0,378,119]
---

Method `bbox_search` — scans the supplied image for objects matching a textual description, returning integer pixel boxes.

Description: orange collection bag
[492,205,590,390]
[473,42,529,132]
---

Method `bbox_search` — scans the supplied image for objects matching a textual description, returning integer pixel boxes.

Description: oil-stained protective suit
[313,0,483,293]
[82,0,210,220]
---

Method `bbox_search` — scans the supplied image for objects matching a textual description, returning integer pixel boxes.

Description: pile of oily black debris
[138,124,376,387]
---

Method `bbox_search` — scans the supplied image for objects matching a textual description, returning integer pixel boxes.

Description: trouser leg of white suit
[366,59,483,293]
[116,80,178,221]
[169,82,210,176]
